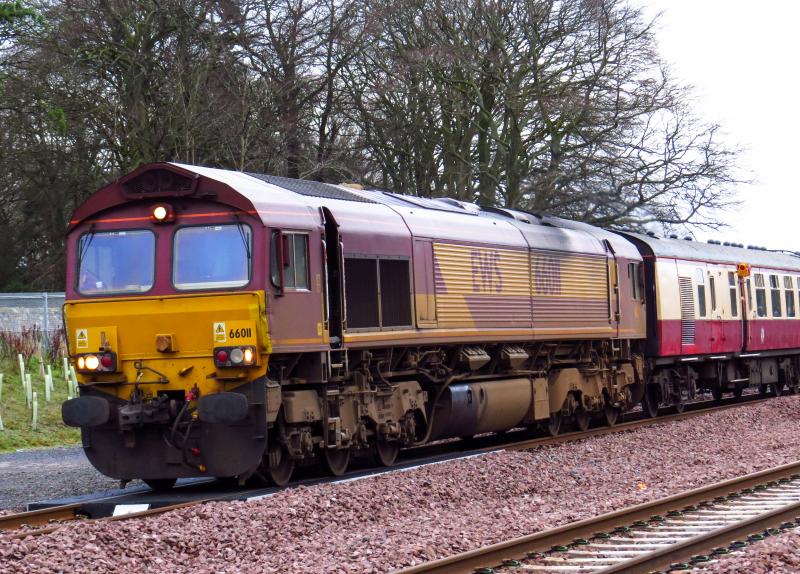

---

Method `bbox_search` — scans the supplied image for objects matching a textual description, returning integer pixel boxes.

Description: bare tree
[347,0,740,228]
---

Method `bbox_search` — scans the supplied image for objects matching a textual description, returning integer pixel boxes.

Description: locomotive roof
[620,232,800,272]
[70,162,639,259]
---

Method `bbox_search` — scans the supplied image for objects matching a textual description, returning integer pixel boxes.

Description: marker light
[84,355,100,370]
[216,349,229,363]
[243,348,254,364]
[100,354,113,368]
[230,348,244,364]
[150,203,174,223]
[77,356,86,370]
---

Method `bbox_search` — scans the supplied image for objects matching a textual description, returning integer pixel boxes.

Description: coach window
[708,275,717,311]
[270,232,309,290]
[754,274,767,317]
[785,276,796,318]
[695,268,707,317]
[797,276,800,316]
[770,274,782,317]
[728,272,738,317]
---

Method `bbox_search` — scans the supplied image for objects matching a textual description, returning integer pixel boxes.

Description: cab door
[603,240,620,338]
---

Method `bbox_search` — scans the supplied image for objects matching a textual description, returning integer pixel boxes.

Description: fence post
[32,391,38,430]
[25,373,32,408]
[17,354,25,387]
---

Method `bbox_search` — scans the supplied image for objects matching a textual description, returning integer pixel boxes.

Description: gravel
[0,446,141,511]
[3,396,800,573]
[704,529,800,573]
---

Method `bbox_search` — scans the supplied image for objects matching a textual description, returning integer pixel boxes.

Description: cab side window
[628,262,643,300]
[271,232,309,290]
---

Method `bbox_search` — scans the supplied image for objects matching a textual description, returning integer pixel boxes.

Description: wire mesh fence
[0,292,65,334]
[0,293,66,360]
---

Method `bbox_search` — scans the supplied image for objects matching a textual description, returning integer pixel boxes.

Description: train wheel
[322,448,350,477]
[773,383,784,397]
[603,406,619,427]
[711,385,723,402]
[266,443,294,487]
[641,387,659,418]
[759,384,768,395]
[733,386,744,399]
[544,412,562,436]
[144,478,177,492]
[574,409,590,432]
[374,440,400,467]
[673,400,685,414]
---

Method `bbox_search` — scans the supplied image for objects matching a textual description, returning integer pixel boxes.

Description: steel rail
[0,394,776,540]
[2,500,206,539]
[595,500,800,573]
[393,460,800,574]
[0,503,83,531]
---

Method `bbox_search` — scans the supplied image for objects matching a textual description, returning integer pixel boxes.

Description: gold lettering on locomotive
[534,255,561,295]
[470,250,503,293]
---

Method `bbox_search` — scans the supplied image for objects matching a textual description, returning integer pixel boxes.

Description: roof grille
[245,173,375,204]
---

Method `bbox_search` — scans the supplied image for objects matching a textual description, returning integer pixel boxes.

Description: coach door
[706,270,724,352]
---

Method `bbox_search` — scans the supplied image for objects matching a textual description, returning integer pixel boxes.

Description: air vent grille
[679,276,695,345]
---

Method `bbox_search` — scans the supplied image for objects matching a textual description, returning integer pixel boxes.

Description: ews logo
[471,250,503,293]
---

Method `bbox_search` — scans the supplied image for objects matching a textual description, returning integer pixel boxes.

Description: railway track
[0,393,777,540]
[394,461,800,574]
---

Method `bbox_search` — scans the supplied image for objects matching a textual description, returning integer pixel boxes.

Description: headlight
[74,352,117,373]
[85,355,100,370]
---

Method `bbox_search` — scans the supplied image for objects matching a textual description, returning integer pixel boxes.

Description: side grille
[679,276,695,345]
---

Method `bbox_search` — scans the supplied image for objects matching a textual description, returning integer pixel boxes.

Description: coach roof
[620,231,800,272]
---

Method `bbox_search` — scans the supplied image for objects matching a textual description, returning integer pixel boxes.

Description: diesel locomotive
[61,163,800,488]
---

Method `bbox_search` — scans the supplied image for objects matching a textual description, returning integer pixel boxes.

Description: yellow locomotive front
[62,165,277,489]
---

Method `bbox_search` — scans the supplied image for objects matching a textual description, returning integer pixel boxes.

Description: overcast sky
[642,1,800,251]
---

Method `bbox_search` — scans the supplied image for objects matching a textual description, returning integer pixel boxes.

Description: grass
[0,357,80,452]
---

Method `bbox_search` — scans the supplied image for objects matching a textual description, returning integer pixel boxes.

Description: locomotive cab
[62,164,277,486]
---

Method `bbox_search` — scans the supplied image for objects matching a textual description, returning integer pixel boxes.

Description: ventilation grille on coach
[678,276,696,345]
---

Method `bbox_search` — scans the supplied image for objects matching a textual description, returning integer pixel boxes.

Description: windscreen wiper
[234,218,251,261]
[77,224,96,267]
